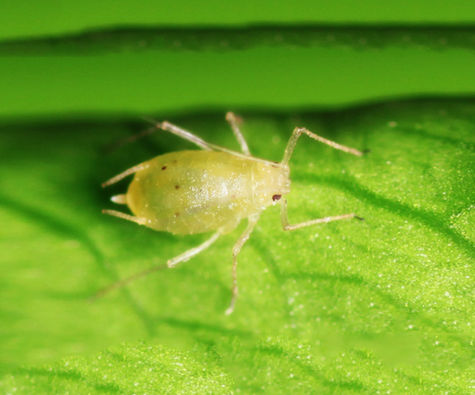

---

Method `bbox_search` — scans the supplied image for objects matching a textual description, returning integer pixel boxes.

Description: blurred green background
[2,1,475,394]
[2,1,475,119]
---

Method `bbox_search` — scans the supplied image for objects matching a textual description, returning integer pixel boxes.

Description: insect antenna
[101,125,157,154]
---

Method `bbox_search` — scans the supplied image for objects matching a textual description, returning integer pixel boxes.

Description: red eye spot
[175,185,180,189]
[162,166,167,170]
[272,194,282,201]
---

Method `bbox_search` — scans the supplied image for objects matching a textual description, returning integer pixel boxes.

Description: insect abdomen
[126,151,264,234]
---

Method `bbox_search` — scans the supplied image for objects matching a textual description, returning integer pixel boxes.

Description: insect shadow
[98,112,365,314]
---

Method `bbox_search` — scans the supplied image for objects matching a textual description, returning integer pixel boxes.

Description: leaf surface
[1,102,475,393]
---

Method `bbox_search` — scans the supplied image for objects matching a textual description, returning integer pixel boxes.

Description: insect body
[116,150,290,235]
[102,113,364,314]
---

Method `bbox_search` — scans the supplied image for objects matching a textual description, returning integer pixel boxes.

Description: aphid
[102,112,364,314]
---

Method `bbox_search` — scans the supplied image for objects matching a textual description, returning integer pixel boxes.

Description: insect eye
[272,194,282,201]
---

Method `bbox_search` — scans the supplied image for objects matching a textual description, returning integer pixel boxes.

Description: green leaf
[3,1,475,41]
[2,101,475,393]
[0,342,234,394]
[2,27,475,118]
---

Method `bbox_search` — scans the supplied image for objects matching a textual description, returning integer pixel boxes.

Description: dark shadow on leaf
[0,193,157,337]
[257,342,368,392]
[152,316,253,338]
[15,366,121,394]
[3,24,475,55]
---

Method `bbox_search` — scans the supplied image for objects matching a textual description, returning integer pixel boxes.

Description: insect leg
[158,121,216,150]
[225,112,251,155]
[144,117,280,166]
[102,209,148,225]
[102,164,147,187]
[91,261,169,300]
[280,199,361,231]
[143,118,218,151]
[167,231,221,267]
[225,213,260,315]
[148,118,271,159]
[92,231,221,300]
[282,127,364,166]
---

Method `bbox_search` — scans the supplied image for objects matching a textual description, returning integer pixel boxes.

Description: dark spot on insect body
[162,166,167,170]
[175,185,180,189]
[272,194,282,201]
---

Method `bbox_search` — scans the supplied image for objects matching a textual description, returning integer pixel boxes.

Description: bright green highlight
[0,343,233,394]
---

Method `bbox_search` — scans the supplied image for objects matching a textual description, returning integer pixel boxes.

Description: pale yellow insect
[102,113,364,314]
